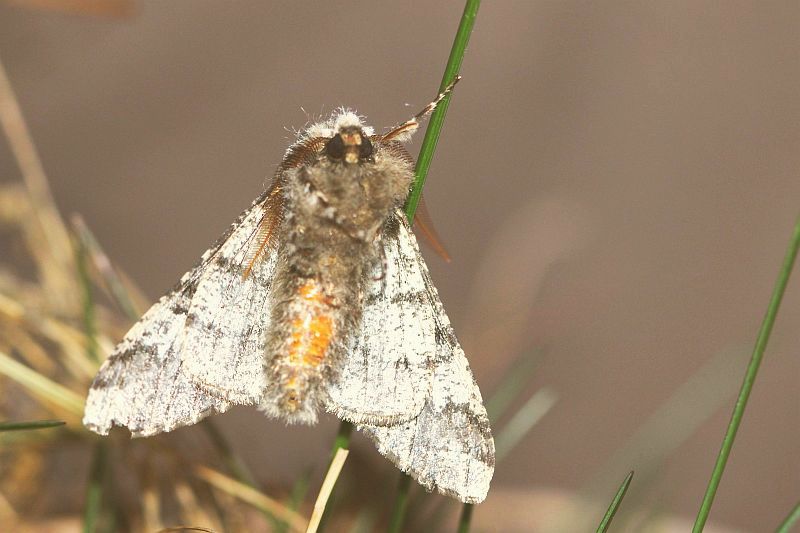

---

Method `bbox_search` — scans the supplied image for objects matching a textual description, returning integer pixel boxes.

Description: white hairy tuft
[301,108,375,140]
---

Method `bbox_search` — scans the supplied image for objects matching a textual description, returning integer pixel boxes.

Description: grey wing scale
[325,214,436,425]
[180,200,277,403]
[83,191,271,437]
[356,215,495,504]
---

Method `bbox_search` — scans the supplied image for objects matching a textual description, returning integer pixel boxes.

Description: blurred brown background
[1,1,798,531]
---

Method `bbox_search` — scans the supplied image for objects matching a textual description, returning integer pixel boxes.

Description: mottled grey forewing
[83,192,270,437]
[180,199,277,403]
[326,214,435,425]
[358,220,495,504]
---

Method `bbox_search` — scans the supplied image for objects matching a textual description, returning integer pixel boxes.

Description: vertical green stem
[456,504,474,533]
[324,0,481,529]
[390,2,481,531]
[329,420,354,459]
[83,440,106,533]
[387,474,412,533]
[692,217,800,532]
[404,0,481,223]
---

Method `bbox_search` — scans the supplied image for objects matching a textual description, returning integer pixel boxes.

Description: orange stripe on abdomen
[287,280,333,369]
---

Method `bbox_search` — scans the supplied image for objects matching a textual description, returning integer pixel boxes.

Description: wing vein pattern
[326,214,436,425]
[357,214,495,503]
[83,191,271,436]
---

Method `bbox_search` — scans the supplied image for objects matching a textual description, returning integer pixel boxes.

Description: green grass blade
[395,4,481,530]
[404,0,481,223]
[83,441,107,533]
[693,217,800,532]
[0,419,65,432]
[327,0,481,528]
[596,471,634,533]
[776,500,800,533]
[456,503,474,533]
[387,474,412,533]
[330,421,354,459]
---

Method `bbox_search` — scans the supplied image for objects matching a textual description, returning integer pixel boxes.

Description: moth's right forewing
[326,214,436,425]
[358,217,495,503]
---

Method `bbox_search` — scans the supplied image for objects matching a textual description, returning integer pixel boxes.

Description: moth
[83,81,495,504]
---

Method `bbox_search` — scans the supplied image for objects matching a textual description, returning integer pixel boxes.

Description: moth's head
[309,111,373,165]
[324,126,373,165]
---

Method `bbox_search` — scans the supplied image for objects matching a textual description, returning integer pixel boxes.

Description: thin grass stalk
[0,51,78,313]
[692,217,800,532]
[194,465,307,532]
[0,419,65,432]
[404,0,481,222]
[316,421,353,532]
[389,0,482,529]
[596,471,634,533]
[199,419,281,527]
[75,231,100,363]
[72,214,142,321]
[387,474,412,533]
[456,503,473,533]
[307,448,349,533]
[0,350,84,416]
[83,440,107,533]
[776,500,800,533]
[76,229,109,532]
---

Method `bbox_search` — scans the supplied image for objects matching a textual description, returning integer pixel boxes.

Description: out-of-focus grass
[776,500,800,533]
[0,46,305,532]
[0,419,64,432]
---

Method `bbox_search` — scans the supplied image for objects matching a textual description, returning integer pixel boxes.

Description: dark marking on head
[324,127,372,164]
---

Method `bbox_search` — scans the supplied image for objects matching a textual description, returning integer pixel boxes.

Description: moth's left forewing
[83,283,232,437]
[180,193,277,403]
[84,190,274,436]
[358,217,495,503]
